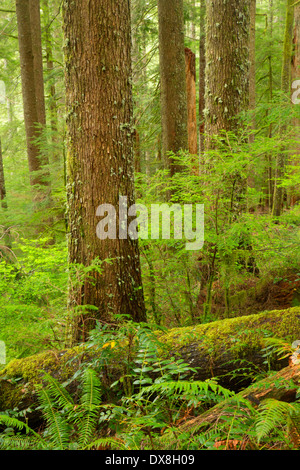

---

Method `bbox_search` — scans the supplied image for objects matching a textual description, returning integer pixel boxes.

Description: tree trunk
[16,0,50,193]
[273,0,295,217]
[249,0,256,144]
[199,0,206,160]
[62,0,146,344]
[289,4,300,207]
[43,0,60,165]
[157,0,188,175]
[185,48,198,164]
[0,138,7,210]
[205,0,250,140]
[1,307,299,419]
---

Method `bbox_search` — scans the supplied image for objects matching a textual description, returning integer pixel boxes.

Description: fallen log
[158,362,300,449]
[0,307,299,425]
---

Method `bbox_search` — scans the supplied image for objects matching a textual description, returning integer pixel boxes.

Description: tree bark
[16,0,50,193]
[289,4,300,207]
[273,0,295,217]
[185,48,198,163]
[0,139,7,210]
[157,0,188,175]
[204,0,250,141]
[1,307,299,418]
[249,0,256,144]
[62,0,146,343]
[199,0,206,159]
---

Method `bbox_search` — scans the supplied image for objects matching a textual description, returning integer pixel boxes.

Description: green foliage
[0,237,68,361]
[0,368,102,450]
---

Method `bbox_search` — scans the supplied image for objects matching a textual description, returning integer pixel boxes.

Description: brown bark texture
[157,0,188,175]
[185,48,198,161]
[62,0,146,343]
[204,0,250,141]
[16,0,49,189]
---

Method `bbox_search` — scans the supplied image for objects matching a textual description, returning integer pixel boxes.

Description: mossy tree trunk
[157,0,188,176]
[62,0,146,343]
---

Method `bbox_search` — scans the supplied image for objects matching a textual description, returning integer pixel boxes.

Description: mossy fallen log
[0,307,299,424]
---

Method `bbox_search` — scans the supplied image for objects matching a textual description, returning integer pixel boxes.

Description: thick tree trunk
[199,0,206,159]
[273,0,295,217]
[204,0,250,140]
[62,0,146,343]
[16,0,49,192]
[249,0,256,144]
[1,307,299,419]
[289,4,300,207]
[157,0,188,175]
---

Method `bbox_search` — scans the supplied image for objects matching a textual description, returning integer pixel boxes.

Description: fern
[134,378,234,403]
[37,387,72,450]
[255,398,299,443]
[76,368,102,448]
[0,414,45,449]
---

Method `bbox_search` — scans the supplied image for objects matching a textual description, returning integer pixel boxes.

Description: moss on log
[0,307,299,418]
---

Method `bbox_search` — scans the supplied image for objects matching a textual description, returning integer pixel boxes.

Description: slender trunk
[185,47,198,166]
[0,139,7,210]
[29,0,46,127]
[62,0,146,343]
[157,0,188,176]
[265,1,274,211]
[43,0,59,164]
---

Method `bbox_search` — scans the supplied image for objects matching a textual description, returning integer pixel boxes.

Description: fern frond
[255,398,296,443]
[134,379,234,402]
[39,372,74,410]
[83,436,129,450]
[0,414,44,446]
[37,388,71,450]
[77,368,102,448]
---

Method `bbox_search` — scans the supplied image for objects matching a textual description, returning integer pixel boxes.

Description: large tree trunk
[62,0,146,344]
[1,307,299,422]
[273,0,295,217]
[157,0,188,176]
[204,0,250,140]
[198,0,206,160]
[16,0,49,193]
